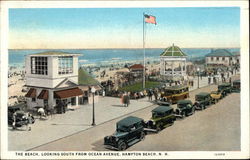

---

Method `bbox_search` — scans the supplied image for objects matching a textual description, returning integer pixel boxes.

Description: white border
[1,1,249,159]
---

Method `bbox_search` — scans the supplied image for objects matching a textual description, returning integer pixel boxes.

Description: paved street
[8,74,240,151]
[31,84,240,151]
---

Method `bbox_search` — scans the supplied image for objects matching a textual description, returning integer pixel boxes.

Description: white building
[25,51,83,110]
[205,49,240,68]
[160,44,187,80]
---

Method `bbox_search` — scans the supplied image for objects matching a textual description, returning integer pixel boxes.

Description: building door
[71,97,76,105]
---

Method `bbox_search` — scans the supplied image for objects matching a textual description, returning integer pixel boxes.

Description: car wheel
[140,132,145,141]
[192,107,195,114]
[201,104,205,110]
[156,124,162,132]
[181,111,186,118]
[118,141,127,151]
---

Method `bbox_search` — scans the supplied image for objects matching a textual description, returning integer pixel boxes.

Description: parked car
[193,92,212,110]
[218,83,232,97]
[156,100,171,106]
[146,106,176,132]
[232,80,240,92]
[175,100,195,118]
[104,116,146,151]
[210,91,222,103]
[8,103,26,125]
[160,85,189,104]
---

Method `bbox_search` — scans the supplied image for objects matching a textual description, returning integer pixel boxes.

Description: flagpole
[143,12,146,89]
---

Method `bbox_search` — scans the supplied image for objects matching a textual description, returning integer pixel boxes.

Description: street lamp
[91,86,96,126]
[197,67,200,89]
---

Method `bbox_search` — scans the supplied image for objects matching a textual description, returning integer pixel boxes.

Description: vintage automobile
[8,103,26,125]
[175,100,195,118]
[210,91,222,103]
[104,116,146,151]
[160,85,189,104]
[218,83,232,97]
[232,80,240,92]
[193,92,212,110]
[146,106,176,131]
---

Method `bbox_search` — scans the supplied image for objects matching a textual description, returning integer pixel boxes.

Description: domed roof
[160,44,187,57]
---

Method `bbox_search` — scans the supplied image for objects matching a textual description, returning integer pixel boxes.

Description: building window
[230,57,233,60]
[222,57,225,61]
[58,56,73,75]
[216,57,219,61]
[31,57,48,75]
[32,97,36,102]
[211,57,213,61]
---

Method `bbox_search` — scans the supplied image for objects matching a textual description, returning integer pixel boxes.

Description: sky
[9,7,240,49]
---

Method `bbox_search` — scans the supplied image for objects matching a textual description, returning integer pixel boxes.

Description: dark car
[8,103,26,125]
[104,116,146,151]
[175,100,195,118]
[194,92,212,110]
[232,80,240,92]
[146,106,176,132]
[218,83,232,97]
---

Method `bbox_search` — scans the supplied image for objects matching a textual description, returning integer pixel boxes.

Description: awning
[37,90,48,100]
[54,87,83,99]
[25,88,36,98]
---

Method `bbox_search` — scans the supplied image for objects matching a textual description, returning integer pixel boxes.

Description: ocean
[8,48,240,68]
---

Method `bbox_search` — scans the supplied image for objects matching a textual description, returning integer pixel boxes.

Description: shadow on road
[51,123,91,126]
[91,139,110,151]
[111,105,126,107]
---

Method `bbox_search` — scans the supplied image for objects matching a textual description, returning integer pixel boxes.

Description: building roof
[29,51,80,56]
[206,49,234,57]
[117,116,143,127]
[78,68,100,86]
[129,64,144,69]
[152,106,173,113]
[160,44,187,57]
[54,87,83,99]
[231,51,240,56]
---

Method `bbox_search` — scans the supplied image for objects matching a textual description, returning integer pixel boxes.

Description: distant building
[25,51,83,110]
[205,49,240,68]
[128,64,144,77]
[160,44,187,80]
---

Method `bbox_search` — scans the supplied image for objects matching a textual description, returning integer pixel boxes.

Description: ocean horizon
[8,48,240,68]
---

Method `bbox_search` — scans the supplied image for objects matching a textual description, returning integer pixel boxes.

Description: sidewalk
[8,96,155,151]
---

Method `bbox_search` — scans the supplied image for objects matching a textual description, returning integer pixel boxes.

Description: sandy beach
[8,60,194,106]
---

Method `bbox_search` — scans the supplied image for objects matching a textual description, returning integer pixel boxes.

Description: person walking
[153,89,158,101]
[102,90,105,97]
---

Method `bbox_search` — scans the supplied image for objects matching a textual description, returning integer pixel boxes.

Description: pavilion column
[171,61,174,77]
[181,61,183,76]
[184,59,186,76]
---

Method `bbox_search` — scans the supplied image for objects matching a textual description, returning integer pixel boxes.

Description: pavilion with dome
[160,44,187,80]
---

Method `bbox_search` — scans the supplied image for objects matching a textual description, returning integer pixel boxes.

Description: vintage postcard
[0,0,249,159]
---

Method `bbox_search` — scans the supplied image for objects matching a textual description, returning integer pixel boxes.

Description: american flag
[144,14,156,25]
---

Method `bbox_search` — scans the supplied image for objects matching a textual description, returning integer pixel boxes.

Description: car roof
[177,100,192,104]
[117,116,143,127]
[152,106,173,113]
[218,83,231,86]
[196,92,210,96]
[165,85,188,91]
